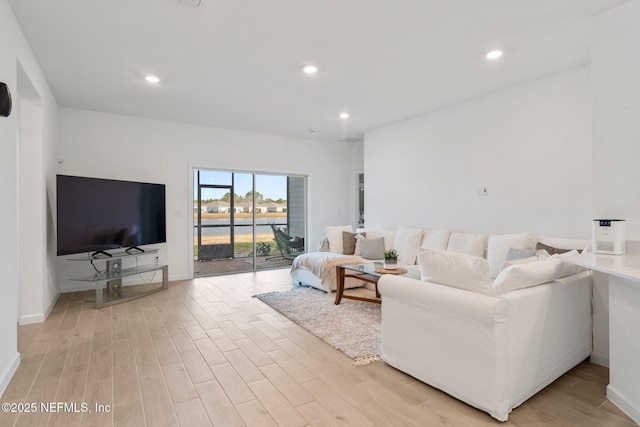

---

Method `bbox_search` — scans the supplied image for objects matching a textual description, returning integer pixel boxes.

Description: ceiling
[8,0,628,143]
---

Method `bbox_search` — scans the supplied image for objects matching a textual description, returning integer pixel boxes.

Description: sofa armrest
[379,275,506,326]
[378,275,510,420]
[498,272,592,405]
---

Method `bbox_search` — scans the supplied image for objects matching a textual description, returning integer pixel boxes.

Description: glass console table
[69,249,168,309]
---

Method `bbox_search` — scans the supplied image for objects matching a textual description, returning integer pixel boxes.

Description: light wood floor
[0,269,636,427]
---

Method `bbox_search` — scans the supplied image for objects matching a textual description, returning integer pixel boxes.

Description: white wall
[592,0,640,239]
[0,0,59,395]
[363,65,611,365]
[589,0,640,369]
[57,108,363,291]
[364,66,592,237]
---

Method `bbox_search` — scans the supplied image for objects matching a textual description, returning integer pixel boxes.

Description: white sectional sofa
[290,226,593,421]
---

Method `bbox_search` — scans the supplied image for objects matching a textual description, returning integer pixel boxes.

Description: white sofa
[291,226,593,421]
[291,226,450,292]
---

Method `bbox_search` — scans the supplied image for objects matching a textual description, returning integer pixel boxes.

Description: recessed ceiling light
[339,113,349,119]
[485,50,503,60]
[145,75,160,84]
[302,65,318,74]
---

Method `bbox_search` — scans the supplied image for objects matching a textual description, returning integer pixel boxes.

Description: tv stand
[69,248,167,309]
[125,246,145,254]
[91,250,112,258]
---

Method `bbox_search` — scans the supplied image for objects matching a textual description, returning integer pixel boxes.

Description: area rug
[255,287,381,365]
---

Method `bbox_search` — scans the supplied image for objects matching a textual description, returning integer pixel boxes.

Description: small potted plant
[384,249,399,270]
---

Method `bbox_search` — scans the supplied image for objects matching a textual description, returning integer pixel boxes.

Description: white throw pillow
[354,234,367,256]
[418,248,492,295]
[492,257,563,295]
[446,232,487,258]
[420,229,451,250]
[325,225,353,254]
[375,229,397,251]
[557,251,587,277]
[487,232,535,279]
[498,256,538,273]
[498,250,549,274]
[392,227,424,264]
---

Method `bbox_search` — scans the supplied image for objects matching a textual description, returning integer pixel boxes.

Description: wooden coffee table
[335,263,415,305]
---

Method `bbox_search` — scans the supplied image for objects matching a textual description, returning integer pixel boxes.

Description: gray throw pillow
[505,248,537,261]
[360,237,385,260]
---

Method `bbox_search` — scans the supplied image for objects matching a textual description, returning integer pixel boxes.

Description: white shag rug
[255,286,381,365]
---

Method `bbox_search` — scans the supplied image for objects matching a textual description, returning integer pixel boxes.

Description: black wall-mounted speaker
[0,82,12,117]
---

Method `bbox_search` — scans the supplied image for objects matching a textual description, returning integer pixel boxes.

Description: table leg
[96,285,103,309]
[335,266,345,305]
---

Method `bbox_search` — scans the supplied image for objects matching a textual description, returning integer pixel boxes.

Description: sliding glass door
[194,169,306,276]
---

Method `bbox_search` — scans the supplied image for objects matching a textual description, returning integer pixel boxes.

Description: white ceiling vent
[174,0,203,8]
[339,137,362,143]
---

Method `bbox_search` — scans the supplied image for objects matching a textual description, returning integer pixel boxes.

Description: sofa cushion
[487,233,535,278]
[418,248,492,295]
[393,227,424,264]
[446,232,487,258]
[326,225,353,254]
[376,229,397,251]
[420,229,451,250]
[361,237,385,260]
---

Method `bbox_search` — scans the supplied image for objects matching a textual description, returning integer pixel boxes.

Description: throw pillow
[492,257,563,296]
[536,242,575,255]
[354,234,367,256]
[420,229,451,250]
[392,227,424,265]
[498,256,539,273]
[487,232,535,278]
[360,237,385,260]
[536,235,590,253]
[418,248,492,295]
[326,225,353,254]
[556,250,587,278]
[376,229,397,251]
[342,231,365,255]
[498,249,549,274]
[446,232,488,258]
[505,248,537,261]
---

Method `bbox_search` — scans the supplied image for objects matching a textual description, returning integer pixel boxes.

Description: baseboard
[0,352,20,397]
[590,353,609,367]
[19,313,44,325]
[18,292,61,325]
[43,292,61,321]
[607,385,640,425]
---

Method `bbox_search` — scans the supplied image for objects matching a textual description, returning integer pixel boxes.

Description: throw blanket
[291,252,362,291]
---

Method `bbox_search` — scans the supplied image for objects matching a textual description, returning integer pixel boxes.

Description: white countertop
[563,250,640,282]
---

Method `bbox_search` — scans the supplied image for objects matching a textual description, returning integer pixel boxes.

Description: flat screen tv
[57,175,166,256]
